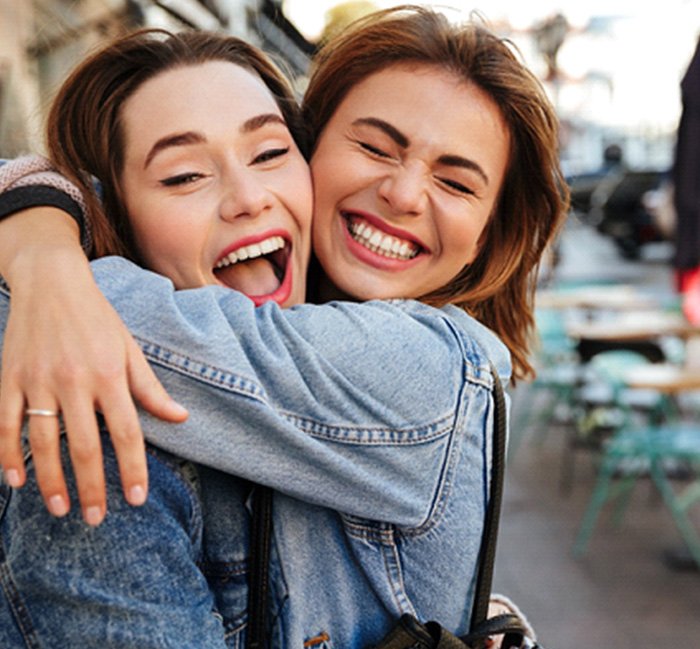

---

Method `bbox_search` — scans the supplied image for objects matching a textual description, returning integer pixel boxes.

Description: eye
[252,147,290,164]
[437,177,475,196]
[359,141,392,158]
[160,172,205,187]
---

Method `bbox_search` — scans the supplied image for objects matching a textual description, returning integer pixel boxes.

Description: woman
[0,27,316,649]
[0,6,564,648]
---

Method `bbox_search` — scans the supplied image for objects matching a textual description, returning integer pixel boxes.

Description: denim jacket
[0,157,512,647]
[2,256,509,648]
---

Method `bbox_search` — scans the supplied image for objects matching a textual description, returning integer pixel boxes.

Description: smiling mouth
[214,235,289,298]
[344,214,420,260]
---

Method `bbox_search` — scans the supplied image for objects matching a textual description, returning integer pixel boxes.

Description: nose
[219,168,272,223]
[378,163,428,216]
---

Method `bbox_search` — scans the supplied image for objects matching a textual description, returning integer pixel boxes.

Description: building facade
[0,0,312,157]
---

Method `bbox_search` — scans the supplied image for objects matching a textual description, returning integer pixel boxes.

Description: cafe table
[536,284,658,312]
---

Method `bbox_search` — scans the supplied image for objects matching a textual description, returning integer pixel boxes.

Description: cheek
[443,212,489,267]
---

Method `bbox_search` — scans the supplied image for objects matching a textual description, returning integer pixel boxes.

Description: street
[493,217,700,648]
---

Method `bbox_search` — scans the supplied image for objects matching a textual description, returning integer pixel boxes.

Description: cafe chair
[509,307,581,458]
[573,421,700,567]
[560,349,665,492]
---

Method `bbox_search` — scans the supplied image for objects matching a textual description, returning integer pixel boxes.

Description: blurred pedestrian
[673,35,700,295]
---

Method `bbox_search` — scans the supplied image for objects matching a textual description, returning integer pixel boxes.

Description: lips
[213,232,293,306]
[341,212,425,265]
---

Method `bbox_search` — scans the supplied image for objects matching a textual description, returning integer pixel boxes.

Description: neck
[314,274,353,303]
[306,254,355,304]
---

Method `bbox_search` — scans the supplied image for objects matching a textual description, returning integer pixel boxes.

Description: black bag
[247,365,540,649]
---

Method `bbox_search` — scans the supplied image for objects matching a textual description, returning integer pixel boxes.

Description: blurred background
[3,1,700,647]
[2,0,698,169]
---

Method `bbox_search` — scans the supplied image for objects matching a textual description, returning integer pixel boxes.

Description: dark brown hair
[303,6,569,379]
[46,29,304,261]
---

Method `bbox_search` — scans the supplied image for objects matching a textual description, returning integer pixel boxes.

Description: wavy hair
[46,29,304,262]
[303,6,569,379]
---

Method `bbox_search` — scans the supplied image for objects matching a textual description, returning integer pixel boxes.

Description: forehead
[120,60,281,142]
[331,63,510,173]
[339,63,502,124]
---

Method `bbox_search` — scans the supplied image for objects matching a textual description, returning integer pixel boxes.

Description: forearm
[86,257,505,525]
[0,207,88,289]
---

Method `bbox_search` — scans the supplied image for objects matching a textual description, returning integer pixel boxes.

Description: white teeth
[215,235,285,269]
[348,219,419,260]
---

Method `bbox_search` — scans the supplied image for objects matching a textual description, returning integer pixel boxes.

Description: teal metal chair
[509,308,581,457]
[573,422,700,567]
[560,349,667,492]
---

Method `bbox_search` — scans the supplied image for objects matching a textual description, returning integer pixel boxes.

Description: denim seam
[198,558,247,579]
[280,413,454,445]
[412,382,489,538]
[139,337,459,445]
[137,339,267,402]
[0,562,42,648]
[380,531,417,617]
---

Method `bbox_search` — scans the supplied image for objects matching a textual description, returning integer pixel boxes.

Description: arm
[79,257,509,526]
[0,161,186,525]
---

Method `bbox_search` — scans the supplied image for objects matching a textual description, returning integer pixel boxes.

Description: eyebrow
[353,117,409,148]
[143,113,287,169]
[437,154,489,185]
[353,116,490,185]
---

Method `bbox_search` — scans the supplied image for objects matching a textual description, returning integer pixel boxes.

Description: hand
[0,209,188,525]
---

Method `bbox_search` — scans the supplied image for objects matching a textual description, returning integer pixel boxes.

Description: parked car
[585,169,669,259]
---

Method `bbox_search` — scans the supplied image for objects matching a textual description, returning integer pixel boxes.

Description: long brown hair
[46,29,304,261]
[303,6,569,380]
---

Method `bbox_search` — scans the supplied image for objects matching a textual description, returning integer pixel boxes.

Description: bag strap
[468,365,508,632]
[246,365,508,649]
[247,485,274,649]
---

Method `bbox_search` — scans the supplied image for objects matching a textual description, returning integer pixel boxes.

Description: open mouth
[343,214,421,261]
[213,234,292,305]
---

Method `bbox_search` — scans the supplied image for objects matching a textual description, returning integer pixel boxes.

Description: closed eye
[359,141,392,158]
[253,147,290,164]
[160,172,205,187]
[438,177,475,196]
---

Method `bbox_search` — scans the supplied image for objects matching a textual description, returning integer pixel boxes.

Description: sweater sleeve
[0,155,92,253]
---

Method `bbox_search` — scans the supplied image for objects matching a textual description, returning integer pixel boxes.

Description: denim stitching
[380,530,416,616]
[280,414,453,445]
[0,560,42,648]
[137,339,266,401]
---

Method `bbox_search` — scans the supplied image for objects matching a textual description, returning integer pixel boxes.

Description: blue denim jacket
[0,257,510,648]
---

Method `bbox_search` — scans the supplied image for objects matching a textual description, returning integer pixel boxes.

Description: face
[119,61,312,307]
[310,64,510,300]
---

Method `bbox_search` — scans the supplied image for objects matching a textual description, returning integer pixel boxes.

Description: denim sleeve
[83,257,499,527]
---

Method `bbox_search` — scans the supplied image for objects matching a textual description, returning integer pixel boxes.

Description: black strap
[246,485,274,649]
[246,365,508,649]
[468,365,508,633]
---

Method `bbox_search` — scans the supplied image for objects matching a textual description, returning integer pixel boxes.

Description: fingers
[0,378,28,489]
[57,393,108,526]
[127,338,188,423]
[98,386,149,508]
[25,401,71,518]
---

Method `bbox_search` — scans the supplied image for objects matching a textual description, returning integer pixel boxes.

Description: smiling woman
[309,63,509,301]
[0,6,566,648]
[117,61,311,304]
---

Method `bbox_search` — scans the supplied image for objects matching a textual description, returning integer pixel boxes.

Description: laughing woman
[0,7,565,648]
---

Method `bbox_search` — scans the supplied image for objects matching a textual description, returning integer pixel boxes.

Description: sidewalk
[491,220,700,648]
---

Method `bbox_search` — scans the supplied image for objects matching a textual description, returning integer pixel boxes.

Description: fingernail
[48,494,69,517]
[128,484,147,506]
[84,506,103,526]
[170,401,189,417]
[4,469,21,487]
